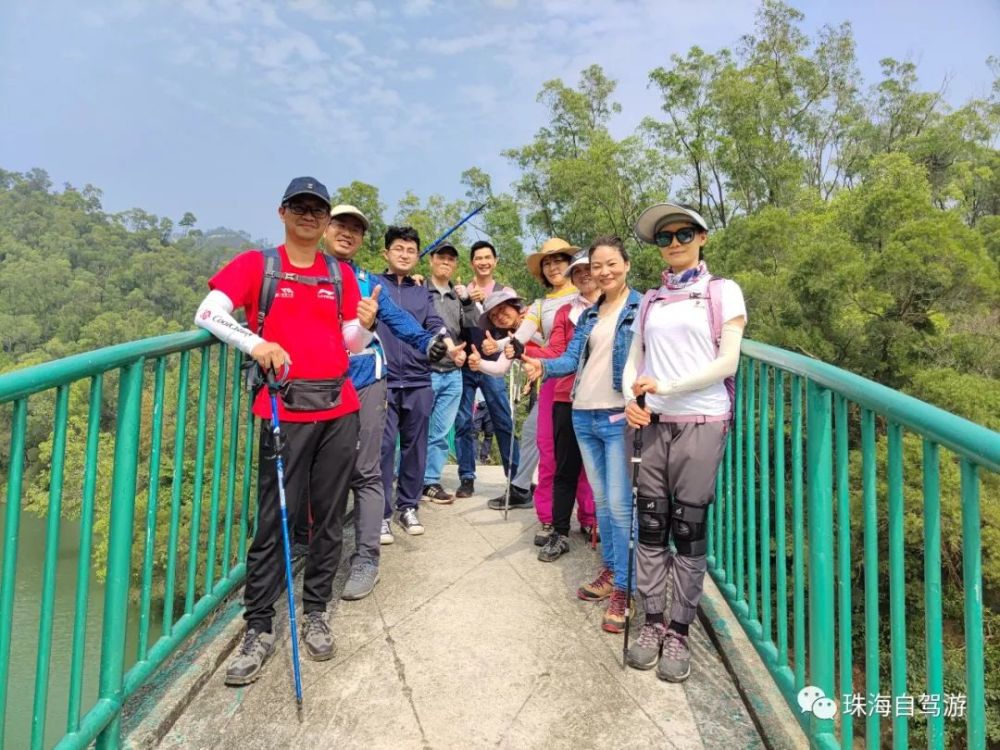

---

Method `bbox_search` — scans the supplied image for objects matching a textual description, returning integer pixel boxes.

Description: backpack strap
[255,248,344,334]
[705,276,726,352]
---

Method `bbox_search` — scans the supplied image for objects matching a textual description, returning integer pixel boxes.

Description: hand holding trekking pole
[623,394,645,669]
[265,367,304,706]
[250,341,291,373]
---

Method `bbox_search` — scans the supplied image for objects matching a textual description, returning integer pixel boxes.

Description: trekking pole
[418,203,488,259]
[266,367,304,706]
[502,360,519,522]
[623,394,645,669]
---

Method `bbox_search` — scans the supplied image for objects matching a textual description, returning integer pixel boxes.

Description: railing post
[806,380,835,739]
[95,360,145,750]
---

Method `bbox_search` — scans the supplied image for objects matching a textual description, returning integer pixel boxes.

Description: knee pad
[638,496,670,547]
[671,498,709,556]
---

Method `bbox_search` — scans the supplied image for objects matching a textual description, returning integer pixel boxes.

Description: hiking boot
[601,588,633,633]
[533,523,554,546]
[224,628,275,686]
[626,621,668,670]
[656,629,692,682]
[301,611,335,661]
[341,561,380,601]
[380,519,395,545]
[577,567,615,601]
[537,532,570,562]
[396,507,424,535]
[423,484,454,505]
[487,484,533,510]
[455,478,475,498]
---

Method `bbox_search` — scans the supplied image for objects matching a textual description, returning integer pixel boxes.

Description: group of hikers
[194,176,747,691]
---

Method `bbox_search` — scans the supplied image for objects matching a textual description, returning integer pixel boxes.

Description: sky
[1,0,997,245]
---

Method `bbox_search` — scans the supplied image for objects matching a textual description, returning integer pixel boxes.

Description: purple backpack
[636,276,736,423]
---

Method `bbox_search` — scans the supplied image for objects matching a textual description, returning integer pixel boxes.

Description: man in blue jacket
[323,206,460,599]
[378,226,447,536]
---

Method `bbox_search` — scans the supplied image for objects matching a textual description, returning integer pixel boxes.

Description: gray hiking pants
[511,400,539,492]
[350,379,388,567]
[630,420,727,625]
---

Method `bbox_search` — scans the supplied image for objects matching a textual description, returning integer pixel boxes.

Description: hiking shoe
[601,588,633,633]
[341,561,380,601]
[537,532,570,562]
[455,478,475,498]
[533,523,554,546]
[627,622,668,670]
[487,484,533,510]
[224,628,275,686]
[423,484,454,505]
[301,611,335,661]
[656,629,692,682]
[577,567,615,601]
[397,507,424,535]
[380,519,395,545]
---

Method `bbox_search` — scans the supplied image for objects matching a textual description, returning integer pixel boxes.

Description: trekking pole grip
[632,394,645,460]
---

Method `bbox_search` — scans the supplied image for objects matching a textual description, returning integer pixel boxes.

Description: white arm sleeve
[477,354,513,376]
[656,321,744,396]
[512,318,539,346]
[341,319,374,354]
[194,290,264,356]
[621,333,642,403]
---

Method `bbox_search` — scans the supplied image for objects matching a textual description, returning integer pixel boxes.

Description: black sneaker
[487,484,533,510]
[396,507,425,535]
[537,532,570,562]
[422,483,454,505]
[455,478,475,498]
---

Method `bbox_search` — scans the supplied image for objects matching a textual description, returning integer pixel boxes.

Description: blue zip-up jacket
[348,262,437,390]
[377,271,445,388]
[543,289,641,399]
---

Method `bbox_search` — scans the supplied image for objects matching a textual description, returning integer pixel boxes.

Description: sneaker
[533,523,554,546]
[341,561,380,601]
[301,611,335,661]
[396,507,424,535]
[380,519,395,545]
[656,629,692,682]
[577,567,615,601]
[224,628,275,685]
[601,588,633,634]
[455,478,475,498]
[537,532,570,562]
[626,621,668,670]
[486,484,533,510]
[423,483,455,504]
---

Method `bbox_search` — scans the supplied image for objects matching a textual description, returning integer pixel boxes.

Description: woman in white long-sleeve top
[622,203,747,684]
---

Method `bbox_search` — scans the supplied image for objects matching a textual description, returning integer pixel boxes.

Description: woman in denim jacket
[522,236,641,634]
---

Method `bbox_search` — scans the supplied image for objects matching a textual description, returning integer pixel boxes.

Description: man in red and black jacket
[194,177,375,686]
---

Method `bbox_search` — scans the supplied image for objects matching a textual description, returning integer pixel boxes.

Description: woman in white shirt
[622,203,746,684]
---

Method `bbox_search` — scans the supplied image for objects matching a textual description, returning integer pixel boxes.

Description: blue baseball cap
[281,177,330,207]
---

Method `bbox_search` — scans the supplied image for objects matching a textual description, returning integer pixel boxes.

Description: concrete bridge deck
[154,465,764,749]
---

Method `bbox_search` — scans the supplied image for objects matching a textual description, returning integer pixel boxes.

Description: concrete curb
[697,575,808,750]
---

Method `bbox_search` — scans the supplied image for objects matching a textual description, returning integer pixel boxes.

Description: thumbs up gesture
[481,330,500,356]
[521,354,544,382]
[357,284,381,330]
[468,344,482,371]
[447,340,467,367]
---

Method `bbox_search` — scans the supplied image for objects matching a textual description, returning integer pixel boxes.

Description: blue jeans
[455,369,518,481]
[572,408,634,591]
[424,369,464,486]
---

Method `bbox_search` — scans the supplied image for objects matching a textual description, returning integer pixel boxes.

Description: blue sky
[1,0,997,245]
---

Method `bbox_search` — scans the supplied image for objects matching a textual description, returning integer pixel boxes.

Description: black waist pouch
[280,378,345,412]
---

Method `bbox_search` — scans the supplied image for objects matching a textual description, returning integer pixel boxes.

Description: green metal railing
[0,331,256,749]
[707,340,997,750]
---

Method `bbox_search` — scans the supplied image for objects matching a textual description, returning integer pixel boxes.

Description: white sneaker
[380,519,395,545]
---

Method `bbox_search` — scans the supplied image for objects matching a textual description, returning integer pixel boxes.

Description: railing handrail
[742,339,1000,472]
[0,331,214,403]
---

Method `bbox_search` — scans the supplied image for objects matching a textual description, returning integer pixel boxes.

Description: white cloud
[402,0,434,16]
[334,32,366,56]
[459,84,499,114]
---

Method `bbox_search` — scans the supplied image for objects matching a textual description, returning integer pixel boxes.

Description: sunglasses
[654,226,699,247]
[285,203,330,219]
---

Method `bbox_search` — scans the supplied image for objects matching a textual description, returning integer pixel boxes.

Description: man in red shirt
[194,177,375,686]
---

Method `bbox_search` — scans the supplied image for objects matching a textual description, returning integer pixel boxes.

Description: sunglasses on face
[285,203,330,219]
[654,227,699,247]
